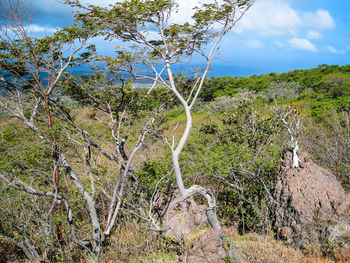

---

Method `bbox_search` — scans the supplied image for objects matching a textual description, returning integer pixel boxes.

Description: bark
[15,239,44,263]
[186,185,221,229]
[42,94,63,243]
[292,143,300,168]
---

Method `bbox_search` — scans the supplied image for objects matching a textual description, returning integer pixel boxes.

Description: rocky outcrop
[156,191,241,262]
[271,149,350,251]
[167,198,208,238]
[183,229,240,263]
[155,190,208,238]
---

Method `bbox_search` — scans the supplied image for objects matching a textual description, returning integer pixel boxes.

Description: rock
[327,217,350,250]
[183,229,240,263]
[155,190,208,238]
[271,149,350,251]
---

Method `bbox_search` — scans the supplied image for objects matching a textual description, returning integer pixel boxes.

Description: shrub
[264,81,301,101]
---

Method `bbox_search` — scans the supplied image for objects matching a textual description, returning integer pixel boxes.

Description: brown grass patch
[225,228,347,263]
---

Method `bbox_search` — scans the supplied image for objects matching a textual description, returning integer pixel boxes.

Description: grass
[3,94,349,263]
[225,228,350,263]
[131,252,178,263]
[119,226,350,263]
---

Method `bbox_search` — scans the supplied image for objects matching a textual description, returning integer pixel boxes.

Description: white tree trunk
[291,143,300,168]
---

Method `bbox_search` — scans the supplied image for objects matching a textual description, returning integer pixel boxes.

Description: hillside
[0,64,349,262]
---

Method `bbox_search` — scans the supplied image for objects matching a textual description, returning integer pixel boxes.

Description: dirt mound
[156,192,241,262]
[183,229,240,263]
[155,190,208,238]
[271,149,350,251]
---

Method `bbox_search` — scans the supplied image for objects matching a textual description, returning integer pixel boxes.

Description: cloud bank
[288,38,317,52]
[233,0,335,36]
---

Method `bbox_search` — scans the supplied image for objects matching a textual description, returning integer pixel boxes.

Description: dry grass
[17,226,350,263]
[4,107,348,263]
[225,227,350,263]
[101,222,179,263]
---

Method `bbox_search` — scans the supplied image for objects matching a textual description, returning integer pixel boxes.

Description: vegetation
[1,61,349,261]
[0,0,349,262]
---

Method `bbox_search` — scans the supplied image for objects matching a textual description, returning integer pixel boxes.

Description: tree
[0,1,98,252]
[271,102,302,169]
[66,0,254,232]
[55,72,168,262]
[264,81,301,102]
[0,0,98,261]
[0,0,254,261]
[0,4,168,261]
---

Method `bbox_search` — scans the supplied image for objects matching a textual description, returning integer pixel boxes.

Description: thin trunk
[92,245,102,263]
[54,165,63,241]
[165,61,190,197]
[15,238,45,263]
[44,95,63,243]
[292,143,300,168]
[186,185,221,229]
[164,58,221,227]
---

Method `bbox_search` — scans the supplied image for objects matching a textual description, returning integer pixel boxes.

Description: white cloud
[171,0,225,25]
[170,0,200,24]
[306,30,322,39]
[29,24,60,34]
[326,46,345,54]
[232,0,335,36]
[245,40,263,48]
[326,46,337,54]
[288,38,317,52]
[234,0,301,35]
[303,9,335,30]
[81,0,222,26]
[273,40,284,48]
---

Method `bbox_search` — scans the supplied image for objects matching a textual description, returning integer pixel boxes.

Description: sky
[18,0,350,77]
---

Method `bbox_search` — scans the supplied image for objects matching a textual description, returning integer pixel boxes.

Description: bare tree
[271,102,302,168]
[0,44,167,263]
[67,0,254,232]
[0,68,166,263]
[302,109,350,185]
[54,72,168,262]
[0,2,167,261]
[1,0,255,261]
[0,0,100,261]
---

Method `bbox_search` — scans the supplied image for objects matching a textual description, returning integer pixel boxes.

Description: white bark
[16,239,45,263]
[149,2,254,231]
[292,142,300,168]
[271,102,302,169]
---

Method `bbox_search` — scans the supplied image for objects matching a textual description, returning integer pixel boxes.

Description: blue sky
[26,0,350,77]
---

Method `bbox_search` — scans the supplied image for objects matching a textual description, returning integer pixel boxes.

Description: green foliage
[205,96,238,113]
[199,122,218,134]
[165,100,282,231]
[195,64,350,103]
[164,108,184,121]
[70,0,253,63]
[199,74,275,101]
[311,96,350,121]
[331,82,350,98]
[0,124,51,173]
[135,160,173,199]
[0,123,54,258]
[1,0,350,260]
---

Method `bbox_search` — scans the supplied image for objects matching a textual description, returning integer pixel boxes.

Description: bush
[206,96,239,113]
[264,81,301,101]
